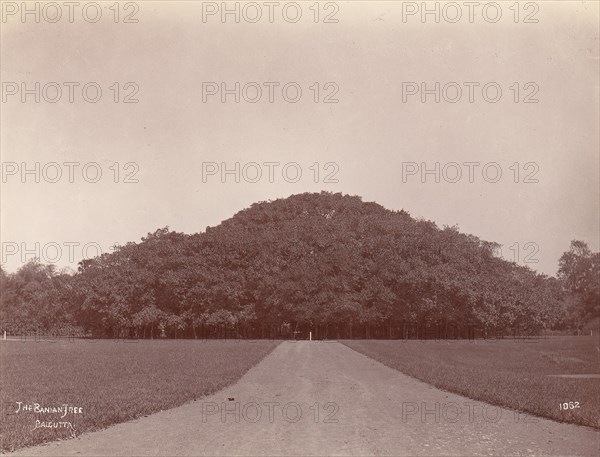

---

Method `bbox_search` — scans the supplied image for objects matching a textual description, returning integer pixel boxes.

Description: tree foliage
[558,240,600,325]
[0,192,574,337]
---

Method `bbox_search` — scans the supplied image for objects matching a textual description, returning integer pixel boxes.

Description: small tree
[558,240,600,327]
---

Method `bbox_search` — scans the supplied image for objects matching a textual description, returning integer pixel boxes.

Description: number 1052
[559,402,580,410]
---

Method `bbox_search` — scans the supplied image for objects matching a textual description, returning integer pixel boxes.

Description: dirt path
[10,341,598,456]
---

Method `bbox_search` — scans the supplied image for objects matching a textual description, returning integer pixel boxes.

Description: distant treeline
[1,192,598,338]
[0,321,551,341]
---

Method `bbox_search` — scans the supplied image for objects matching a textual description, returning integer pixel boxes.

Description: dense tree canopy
[558,240,600,324]
[0,192,581,338]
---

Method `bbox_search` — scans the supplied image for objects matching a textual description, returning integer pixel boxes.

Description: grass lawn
[342,336,600,428]
[0,339,279,452]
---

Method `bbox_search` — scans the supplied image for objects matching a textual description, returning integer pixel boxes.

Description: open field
[6,342,598,457]
[0,339,278,452]
[2,337,598,455]
[342,336,600,428]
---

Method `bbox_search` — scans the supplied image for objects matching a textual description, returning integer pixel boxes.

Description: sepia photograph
[0,1,599,456]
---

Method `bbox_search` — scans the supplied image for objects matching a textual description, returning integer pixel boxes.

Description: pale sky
[1,0,599,276]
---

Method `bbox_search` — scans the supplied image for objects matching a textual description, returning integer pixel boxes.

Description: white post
[3,330,6,341]
[309,331,312,341]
